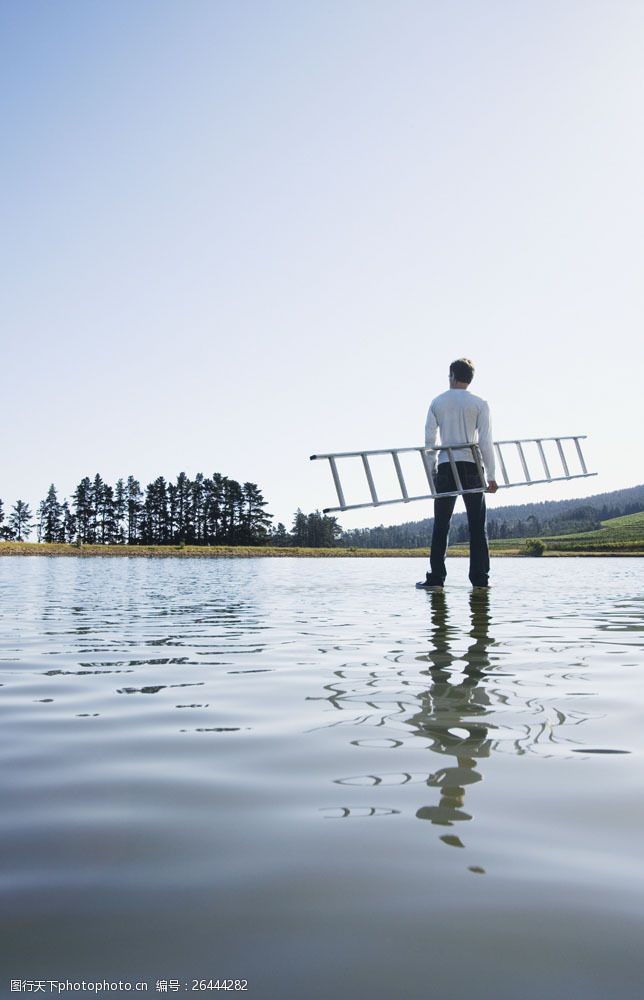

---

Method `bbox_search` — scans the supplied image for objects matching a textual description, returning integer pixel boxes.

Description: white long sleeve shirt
[425,388,496,480]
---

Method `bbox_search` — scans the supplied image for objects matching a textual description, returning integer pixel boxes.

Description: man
[417,358,498,590]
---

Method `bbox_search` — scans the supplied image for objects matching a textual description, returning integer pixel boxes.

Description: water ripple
[1,555,644,993]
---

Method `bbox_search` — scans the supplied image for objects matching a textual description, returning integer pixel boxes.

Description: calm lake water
[1,555,644,999]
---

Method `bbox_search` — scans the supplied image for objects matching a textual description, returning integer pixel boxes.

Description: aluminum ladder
[310,436,595,514]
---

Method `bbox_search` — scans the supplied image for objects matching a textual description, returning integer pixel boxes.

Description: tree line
[341,506,611,549]
[0,473,341,548]
[341,485,644,548]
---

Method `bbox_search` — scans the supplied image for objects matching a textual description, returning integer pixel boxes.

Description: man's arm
[425,403,439,473]
[477,401,498,492]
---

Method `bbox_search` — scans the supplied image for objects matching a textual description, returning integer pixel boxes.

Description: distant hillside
[341,483,644,549]
[534,510,644,552]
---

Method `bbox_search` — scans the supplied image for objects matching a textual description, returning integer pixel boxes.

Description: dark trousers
[429,462,489,587]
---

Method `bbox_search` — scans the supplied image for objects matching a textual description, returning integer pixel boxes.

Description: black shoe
[471,584,489,591]
[416,574,444,590]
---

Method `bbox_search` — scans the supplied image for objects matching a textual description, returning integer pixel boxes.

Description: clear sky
[2,0,643,531]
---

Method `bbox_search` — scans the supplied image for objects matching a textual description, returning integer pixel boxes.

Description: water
[1,555,644,999]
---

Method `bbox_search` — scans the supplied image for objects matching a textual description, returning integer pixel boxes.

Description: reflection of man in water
[408,590,494,847]
[417,357,498,591]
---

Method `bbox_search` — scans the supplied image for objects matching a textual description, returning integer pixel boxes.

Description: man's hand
[486,480,498,494]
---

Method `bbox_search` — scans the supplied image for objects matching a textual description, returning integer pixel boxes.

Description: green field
[483,510,644,555]
[525,510,644,553]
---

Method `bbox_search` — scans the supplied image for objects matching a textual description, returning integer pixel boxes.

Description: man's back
[425,387,495,474]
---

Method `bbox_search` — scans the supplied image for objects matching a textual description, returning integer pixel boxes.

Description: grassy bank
[0,541,521,558]
[2,513,643,559]
[0,541,641,559]
[0,541,430,558]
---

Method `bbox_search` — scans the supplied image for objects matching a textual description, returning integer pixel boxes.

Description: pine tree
[306,511,323,547]
[73,477,93,543]
[191,473,206,543]
[61,501,77,543]
[114,479,126,544]
[143,477,170,544]
[36,500,45,543]
[241,482,272,543]
[126,476,143,544]
[174,472,190,542]
[271,522,289,546]
[207,474,226,542]
[167,482,179,542]
[90,474,105,543]
[9,500,33,541]
[291,509,308,546]
[320,513,341,547]
[222,478,243,542]
[99,483,116,543]
[41,484,63,543]
[302,510,340,547]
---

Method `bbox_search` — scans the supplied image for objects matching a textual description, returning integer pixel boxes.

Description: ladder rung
[328,456,346,509]
[494,442,510,486]
[516,441,531,483]
[536,439,551,480]
[556,438,570,478]
[419,449,437,497]
[446,447,463,494]
[391,451,409,500]
[361,453,379,505]
[471,445,487,489]
[573,437,588,475]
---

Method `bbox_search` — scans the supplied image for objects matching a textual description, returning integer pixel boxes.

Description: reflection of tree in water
[407,590,493,848]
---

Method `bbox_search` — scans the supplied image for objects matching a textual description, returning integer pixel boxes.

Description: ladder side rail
[312,441,488,461]
[493,435,587,446]
[391,451,409,500]
[361,453,380,505]
[489,471,595,494]
[515,440,532,483]
[322,485,487,514]
[312,436,589,462]
[312,445,437,461]
[536,439,552,480]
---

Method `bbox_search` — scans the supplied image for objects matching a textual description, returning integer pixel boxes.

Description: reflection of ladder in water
[310,436,595,514]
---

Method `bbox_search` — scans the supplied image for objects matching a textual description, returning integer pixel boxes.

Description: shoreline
[1,543,642,559]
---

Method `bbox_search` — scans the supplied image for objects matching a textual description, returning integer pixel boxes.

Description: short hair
[450,358,475,383]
